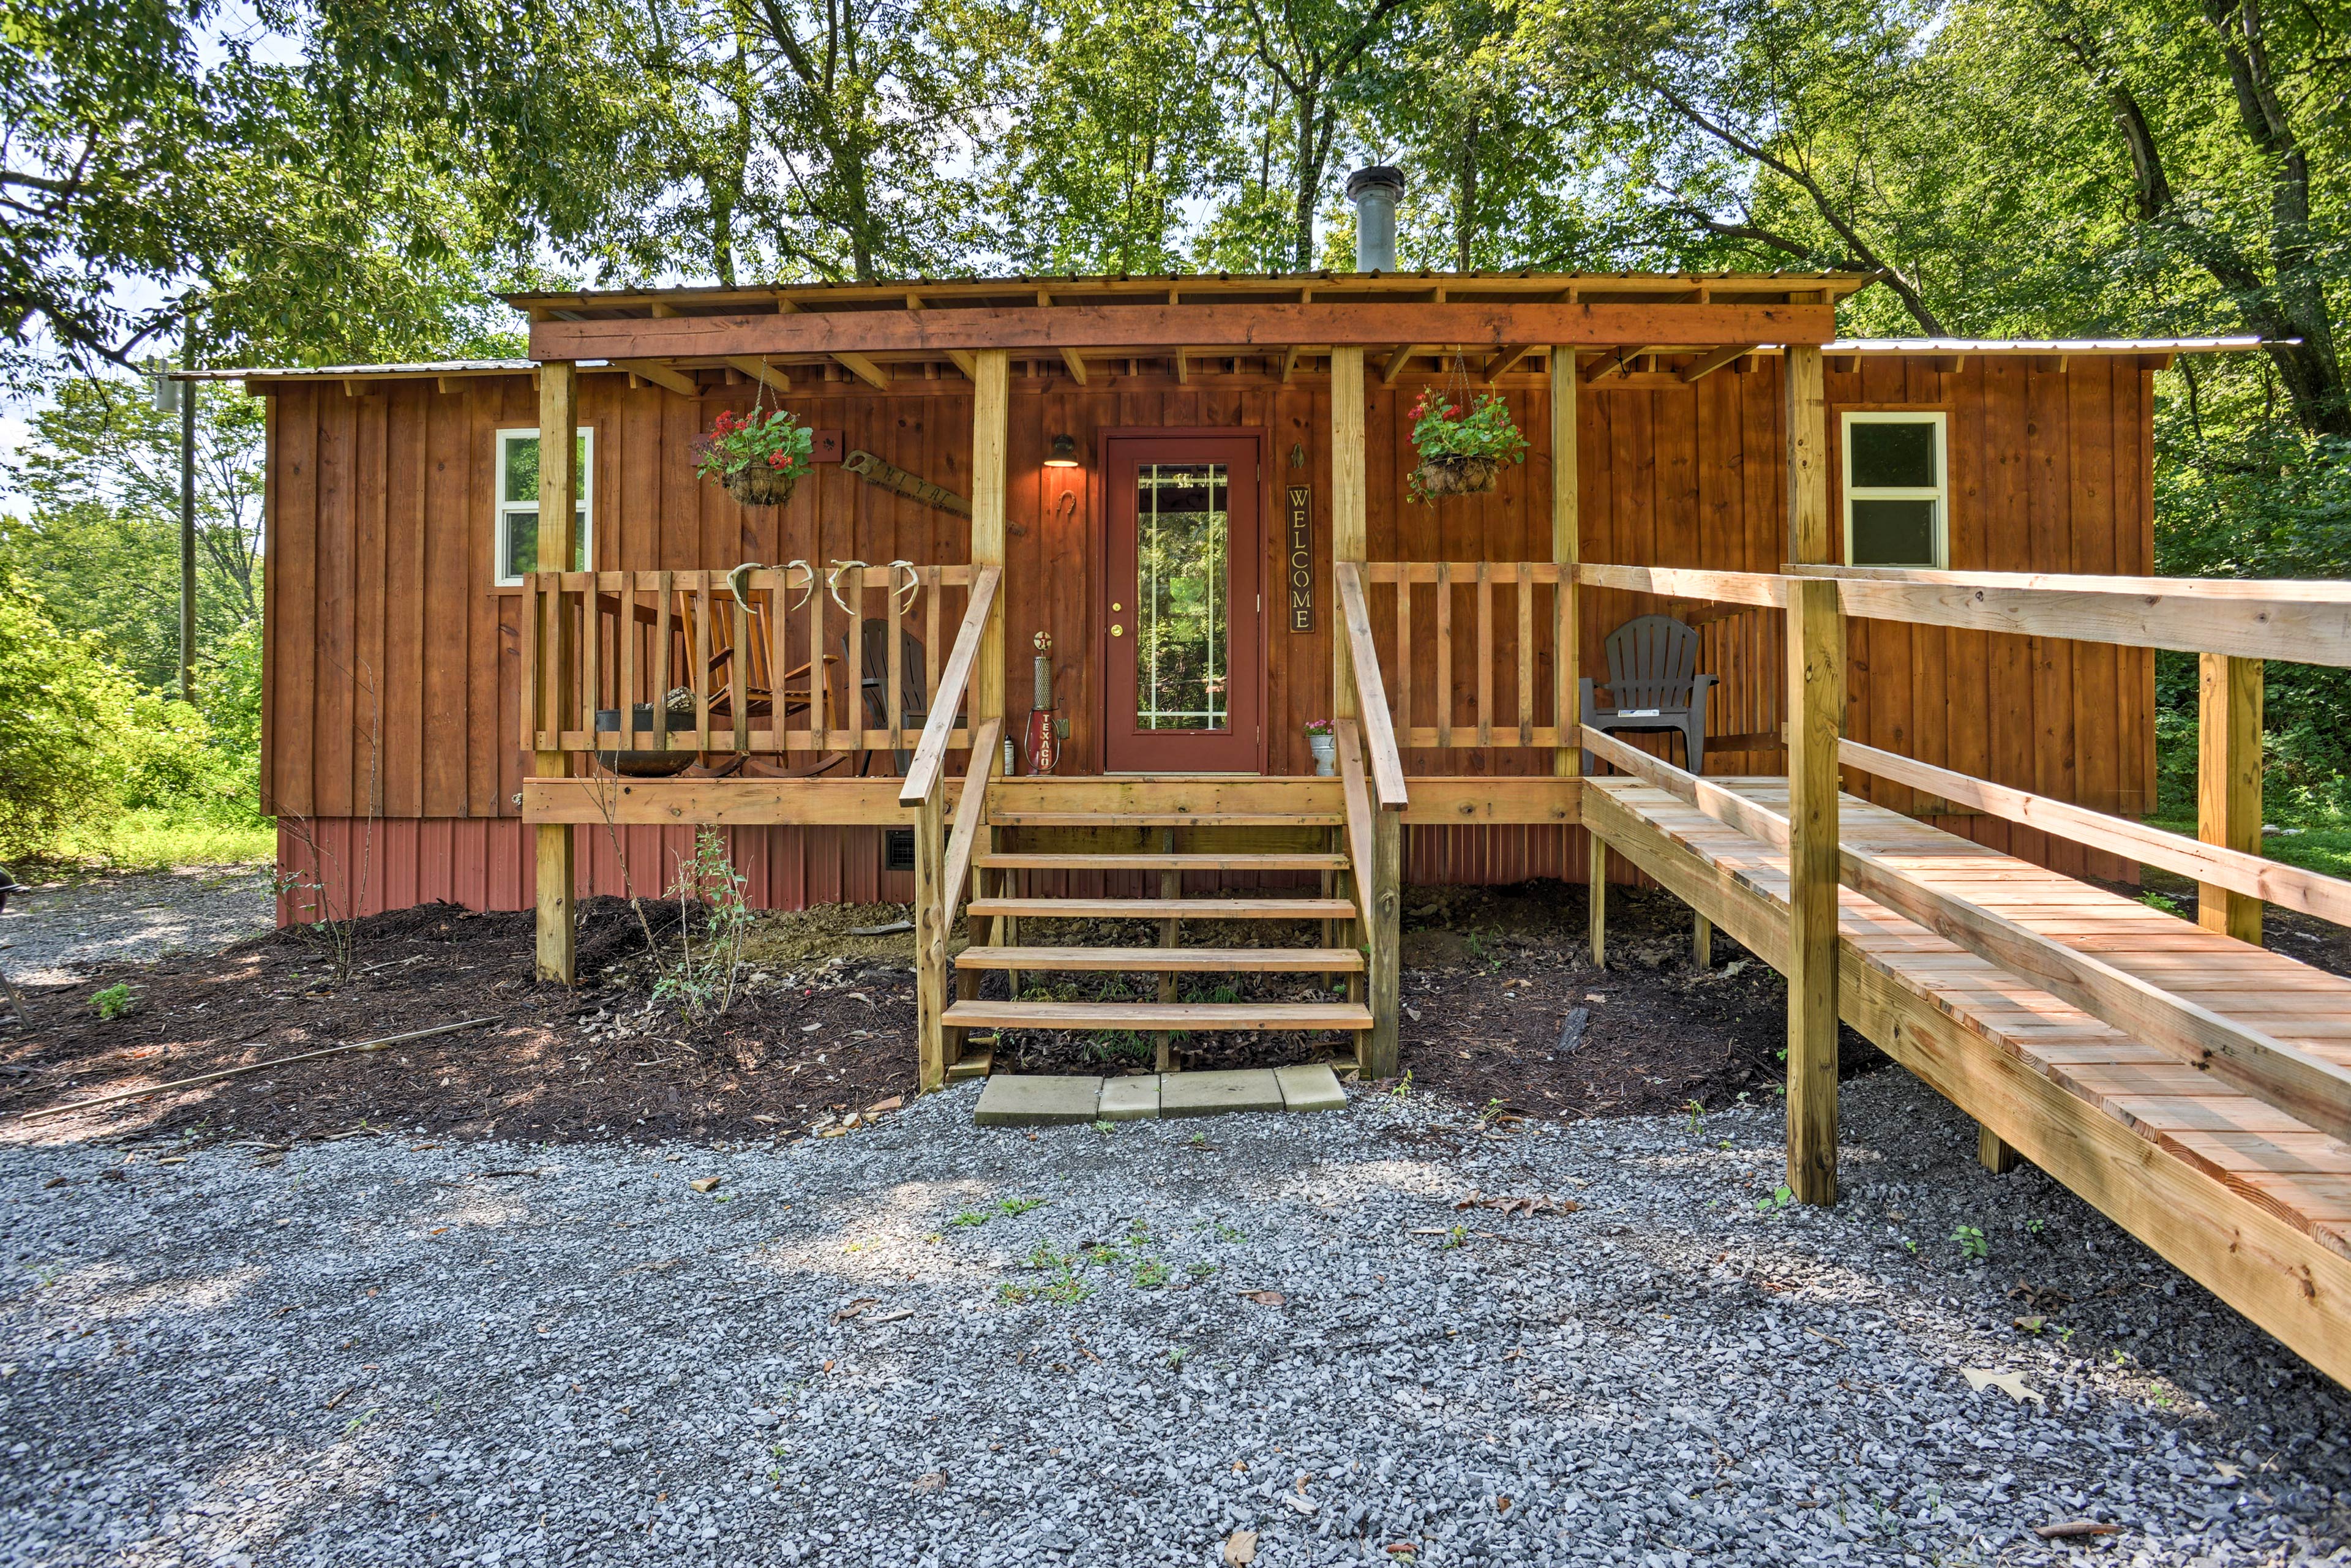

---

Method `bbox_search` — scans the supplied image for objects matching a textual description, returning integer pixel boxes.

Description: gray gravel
[0,867,276,988]
[3,1068,2347,1567]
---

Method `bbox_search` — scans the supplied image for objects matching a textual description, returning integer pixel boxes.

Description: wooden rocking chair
[1580,613,1716,776]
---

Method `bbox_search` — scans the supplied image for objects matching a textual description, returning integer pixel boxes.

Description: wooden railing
[904,567,1002,1092]
[1332,563,1406,1080]
[1361,561,1571,748]
[522,563,980,758]
[1576,560,2351,1185]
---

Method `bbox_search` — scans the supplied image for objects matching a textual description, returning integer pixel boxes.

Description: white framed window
[1841,411,1947,568]
[495,427,593,585]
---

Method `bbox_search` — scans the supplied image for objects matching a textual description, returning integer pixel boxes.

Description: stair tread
[988,811,1344,827]
[956,945,1364,972]
[973,852,1348,871]
[943,1000,1374,1031]
[967,896,1356,920]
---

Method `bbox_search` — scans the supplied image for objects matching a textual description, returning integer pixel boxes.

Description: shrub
[0,572,131,858]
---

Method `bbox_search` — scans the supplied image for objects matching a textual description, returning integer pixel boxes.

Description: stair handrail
[1334,562,1409,809]
[899,565,1000,806]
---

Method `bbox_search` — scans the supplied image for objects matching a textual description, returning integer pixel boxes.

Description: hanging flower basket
[1409,452,1504,498]
[1407,383,1529,504]
[696,407,813,508]
[723,462,801,508]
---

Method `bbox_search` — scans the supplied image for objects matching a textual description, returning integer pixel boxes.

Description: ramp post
[533,360,579,986]
[1783,341,1841,1206]
[2197,653,2263,943]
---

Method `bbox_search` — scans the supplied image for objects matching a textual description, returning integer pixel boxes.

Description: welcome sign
[1286,484,1314,632]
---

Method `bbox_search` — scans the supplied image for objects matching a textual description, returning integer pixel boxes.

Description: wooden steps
[973,850,1348,872]
[944,999,1374,1032]
[966,896,1354,921]
[987,811,1344,828]
[956,945,1363,973]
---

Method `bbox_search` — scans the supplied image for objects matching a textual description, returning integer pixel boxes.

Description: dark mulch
[0,880,1877,1150]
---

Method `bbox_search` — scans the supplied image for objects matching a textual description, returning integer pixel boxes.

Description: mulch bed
[0,881,1872,1150]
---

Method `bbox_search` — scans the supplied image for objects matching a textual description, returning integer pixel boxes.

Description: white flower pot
[1307,732,1336,777]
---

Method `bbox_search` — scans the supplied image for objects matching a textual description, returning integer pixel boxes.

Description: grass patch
[43,807,274,873]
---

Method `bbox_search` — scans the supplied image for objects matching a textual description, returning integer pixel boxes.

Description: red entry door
[1102,435,1264,773]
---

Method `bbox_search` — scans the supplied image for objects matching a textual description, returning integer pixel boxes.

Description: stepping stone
[973,1075,1102,1127]
[1159,1068,1284,1119]
[1098,1075,1161,1121]
[1274,1062,1347,1112]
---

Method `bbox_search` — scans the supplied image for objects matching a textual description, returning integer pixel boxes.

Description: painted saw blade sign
[841,449,972,518]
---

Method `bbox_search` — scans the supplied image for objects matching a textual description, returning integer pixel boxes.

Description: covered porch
[512,271,1866,1091]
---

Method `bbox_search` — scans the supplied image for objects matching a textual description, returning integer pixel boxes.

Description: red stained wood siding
[263,355,2155,920]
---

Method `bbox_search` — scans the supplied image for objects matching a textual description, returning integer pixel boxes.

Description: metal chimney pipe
[1345,167,1405,273]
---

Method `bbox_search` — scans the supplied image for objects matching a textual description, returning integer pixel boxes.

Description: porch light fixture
[1043,433,1081,468]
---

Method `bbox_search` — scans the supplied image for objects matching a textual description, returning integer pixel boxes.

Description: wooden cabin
[221,281,2216,928]
[206,271,2351,1390]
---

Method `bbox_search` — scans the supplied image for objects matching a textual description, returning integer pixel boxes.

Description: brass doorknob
[1111,624,1124,637]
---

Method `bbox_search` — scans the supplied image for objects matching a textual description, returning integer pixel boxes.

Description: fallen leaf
[1239,1290,1286,1307]
[41,1177,69,1189]
[688,1177,722,1193]
[1582,994,1607,1004]
[1497,1495,1512,1512]
[2033,1520,2120,1540]
[866,1309,914,1326]
[1284,1494,1317,1515]
[2012,1315,2046,1335]
[830,1298,880,1323]
[2211,1462,2244,1484]
[408,1143,441,1152]
[912,1471,948,1495]
[817,1126,852,1139]
[427,1226,449,1236]
[1962,1367,2044,1404]
[867,1095,903,1114]
[821,1359,834,1372]
[1223,1529,1258,1566]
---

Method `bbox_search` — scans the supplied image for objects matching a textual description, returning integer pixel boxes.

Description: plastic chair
[1580,614,1715,775]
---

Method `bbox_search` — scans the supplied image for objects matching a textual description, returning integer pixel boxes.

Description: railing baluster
[653,571,674,754]
[1517,561,1534,748]
[765,569,788,753]
[1476,560,1493,748]
[888,569,906,755]
[846,569,866,757]
[519,574,540,753]
[619,576,638,754]
[579,572,599,752]
[1395,570,1412,749]
[730,589,750,753]
[808,565,827,754]
[1435,562,1452,749]
[694,572,713,754]
[924,567,942,720]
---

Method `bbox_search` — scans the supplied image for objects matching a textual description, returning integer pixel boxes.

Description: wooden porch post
[1551,347,1579,782]
[1331,347,1367,724]
[971,350,1010,729]
[534,360,579,985]
[1329,347,1396,1074]
[2198,652,2263,943]
[1783,342,1842,1206]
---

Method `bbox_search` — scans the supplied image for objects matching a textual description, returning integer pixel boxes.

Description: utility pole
[178,364,196,703]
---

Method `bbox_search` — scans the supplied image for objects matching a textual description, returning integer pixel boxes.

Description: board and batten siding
[261,354,2155,919]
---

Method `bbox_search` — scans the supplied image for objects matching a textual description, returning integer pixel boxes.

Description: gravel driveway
[3,1070,2346,1567]
[0,867,276,989]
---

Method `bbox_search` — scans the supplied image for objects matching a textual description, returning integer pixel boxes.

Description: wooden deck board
[1586,775,2351,1387]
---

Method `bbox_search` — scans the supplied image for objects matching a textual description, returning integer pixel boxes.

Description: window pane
[1134,463,1229,732]
[1850,420,1936,489]
[1851,498,1937,566]
[503,508,538,579]
[503,436,539,503]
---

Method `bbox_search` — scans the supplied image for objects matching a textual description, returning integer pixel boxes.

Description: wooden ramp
[1584,776,2351,1386]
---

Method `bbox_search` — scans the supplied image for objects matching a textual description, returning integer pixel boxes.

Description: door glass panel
[1134,462,1230,731]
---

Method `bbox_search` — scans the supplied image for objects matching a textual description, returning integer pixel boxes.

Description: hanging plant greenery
[1407,381,1529,503]
[695,407,814,507]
